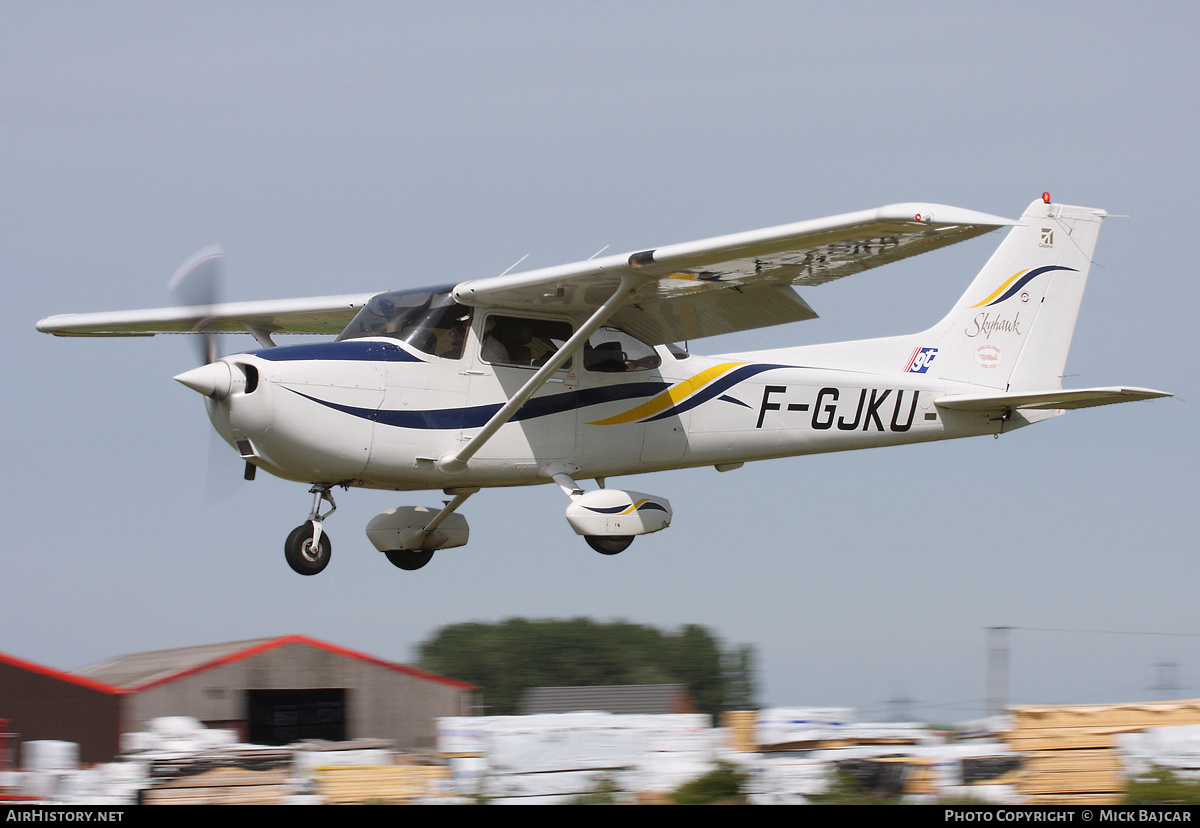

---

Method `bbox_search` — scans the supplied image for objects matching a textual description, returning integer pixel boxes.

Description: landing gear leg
[284,485,337,576]
[545,465,639,557]
[380,488,477,572]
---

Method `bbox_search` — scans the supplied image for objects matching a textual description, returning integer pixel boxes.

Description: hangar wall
[0,654,123,766]
[120,639,476,751]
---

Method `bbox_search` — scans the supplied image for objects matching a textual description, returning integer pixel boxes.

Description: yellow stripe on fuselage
[587,362,745,425]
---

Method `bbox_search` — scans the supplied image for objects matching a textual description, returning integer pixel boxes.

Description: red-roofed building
[1,636,477,765]
[0,652,124,766]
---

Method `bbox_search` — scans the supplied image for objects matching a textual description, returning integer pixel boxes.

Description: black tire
[285,523,332,576]
[585,535,633,555]
[384,549,435,571]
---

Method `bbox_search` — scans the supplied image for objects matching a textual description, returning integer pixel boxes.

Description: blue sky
[4,2,1197,720]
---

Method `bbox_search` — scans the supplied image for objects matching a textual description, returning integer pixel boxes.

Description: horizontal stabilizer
[935,387,1172,412]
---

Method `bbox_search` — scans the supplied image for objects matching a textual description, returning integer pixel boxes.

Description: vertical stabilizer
[925,199,1106,392]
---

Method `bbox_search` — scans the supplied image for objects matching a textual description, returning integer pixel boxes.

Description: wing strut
[420,487,479,536]
[244,324,276,348]
[437,273,646,475]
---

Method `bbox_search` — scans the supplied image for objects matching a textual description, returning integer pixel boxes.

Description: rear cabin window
[583,327,661,373]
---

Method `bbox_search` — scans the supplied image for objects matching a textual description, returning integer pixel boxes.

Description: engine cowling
[564,489,672,537]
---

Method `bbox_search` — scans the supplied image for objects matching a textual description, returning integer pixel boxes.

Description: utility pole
[885,682,916,722]
[986,626,1011,718]
[1151,660,1183,699]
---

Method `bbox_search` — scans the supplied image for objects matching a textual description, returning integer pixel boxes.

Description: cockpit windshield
[337,285,472,359]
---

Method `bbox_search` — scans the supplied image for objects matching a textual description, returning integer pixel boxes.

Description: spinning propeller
[171,246,237,400]
[169,245,225,366]
[167,246,256,493]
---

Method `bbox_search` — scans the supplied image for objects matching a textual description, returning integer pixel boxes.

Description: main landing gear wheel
[285,523,332,576]
[585,535,634,555]
[384,549,435,571]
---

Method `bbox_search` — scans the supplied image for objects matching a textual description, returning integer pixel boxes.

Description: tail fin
[925,199,1107,392]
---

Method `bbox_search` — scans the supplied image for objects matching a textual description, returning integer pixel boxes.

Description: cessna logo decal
[757,386,920,432]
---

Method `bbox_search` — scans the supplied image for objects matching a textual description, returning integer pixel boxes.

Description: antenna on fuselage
[497,253,530,278]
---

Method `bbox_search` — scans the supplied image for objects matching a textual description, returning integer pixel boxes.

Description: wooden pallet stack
[720,710,758,753]
[313,762,451,804]
[1004,699,1200,805]
[139,746,451,804]
[141,766,291,805]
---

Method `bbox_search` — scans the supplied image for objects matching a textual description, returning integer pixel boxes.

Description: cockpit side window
[583,327,662,373]
[480,314,573,369]
[337,285,472,359]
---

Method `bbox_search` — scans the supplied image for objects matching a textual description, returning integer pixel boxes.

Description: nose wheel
[285,523,332,575]
[285,485,336,576]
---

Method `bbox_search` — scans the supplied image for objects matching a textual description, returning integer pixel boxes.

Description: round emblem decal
[974,345,1003,368]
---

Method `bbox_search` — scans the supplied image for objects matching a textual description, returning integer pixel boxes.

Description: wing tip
[874,203,1016,228]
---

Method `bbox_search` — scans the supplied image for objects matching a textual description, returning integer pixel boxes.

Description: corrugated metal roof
[71,635,475,691]
[519,684,691,715]
[0,649,124,695]
[73,638,282,688]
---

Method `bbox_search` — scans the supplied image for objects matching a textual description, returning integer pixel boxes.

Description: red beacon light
[1042,192,1051,204]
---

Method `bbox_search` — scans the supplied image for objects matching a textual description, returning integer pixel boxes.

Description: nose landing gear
[284,485,336,576]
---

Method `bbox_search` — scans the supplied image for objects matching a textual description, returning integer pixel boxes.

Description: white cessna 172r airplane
[38,194,1169,575]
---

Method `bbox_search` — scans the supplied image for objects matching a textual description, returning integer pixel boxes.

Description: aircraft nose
[174,362,232,399]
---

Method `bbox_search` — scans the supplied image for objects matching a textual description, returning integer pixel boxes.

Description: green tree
[569,774,624,805]
[722,644,758,711]
[1123,766,1200,806]
[807,764,902,805]
[671,761,749,805]
[417,618,756,718]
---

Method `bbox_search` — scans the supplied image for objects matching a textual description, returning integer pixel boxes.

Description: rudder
[925,198,1107,392]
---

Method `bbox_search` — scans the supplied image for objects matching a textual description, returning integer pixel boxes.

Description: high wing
[37,203,1010,344]
[37,293,375,339]
[453,202,1013,344]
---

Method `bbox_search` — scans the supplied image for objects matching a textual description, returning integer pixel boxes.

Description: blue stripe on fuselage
[285,381,670,430]
[642,363,790,422]
[250,341,422,362]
